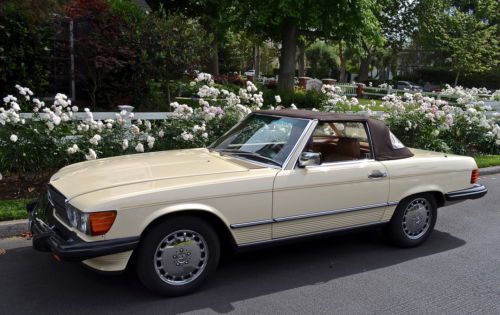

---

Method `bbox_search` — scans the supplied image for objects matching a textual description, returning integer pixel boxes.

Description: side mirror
[298,152,322,168]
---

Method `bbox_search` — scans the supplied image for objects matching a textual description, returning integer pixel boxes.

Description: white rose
[10,134,18,142]
[275,95,281,103]
[85,149,97,160]
[158,130,165,138]
[122,139,129,150]
[72,106,78,112]
[135,143,144,152]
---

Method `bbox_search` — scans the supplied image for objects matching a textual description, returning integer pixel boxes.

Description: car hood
[50,148,250,199]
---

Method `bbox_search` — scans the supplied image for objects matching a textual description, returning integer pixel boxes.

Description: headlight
[65,203,116,236]
[66,202,90,234]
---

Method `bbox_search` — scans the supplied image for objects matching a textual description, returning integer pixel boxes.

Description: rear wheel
[136,216,220,296]
[387,193,437,247]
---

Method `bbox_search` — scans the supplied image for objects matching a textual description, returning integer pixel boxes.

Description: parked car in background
[28,110,487,296]
[397,81,423,92]
[244,69,255,77]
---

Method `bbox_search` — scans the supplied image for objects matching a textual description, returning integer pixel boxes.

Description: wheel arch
[398,190,445,207]
[139,204,238,252]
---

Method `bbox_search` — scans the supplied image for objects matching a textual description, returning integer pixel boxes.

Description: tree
[305,41,339,78]
[417,0,499,85]
[355,0,418,82]
[0,0,66,97]
[151,0,237,75]
[239,0,381,91]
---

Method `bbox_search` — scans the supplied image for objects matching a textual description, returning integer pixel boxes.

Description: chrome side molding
[230,201,399,229]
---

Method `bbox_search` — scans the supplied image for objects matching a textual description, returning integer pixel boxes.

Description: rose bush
[1,75,499,183]
[318,84,500,155]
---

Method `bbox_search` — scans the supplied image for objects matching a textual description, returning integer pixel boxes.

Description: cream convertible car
[28,110,487,296]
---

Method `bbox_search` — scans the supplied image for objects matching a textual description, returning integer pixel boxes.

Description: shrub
[1,74,498,185]
[0,1,55,99]
[262,88,326,109]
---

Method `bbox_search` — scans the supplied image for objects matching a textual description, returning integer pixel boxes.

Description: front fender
[138,203,232,235]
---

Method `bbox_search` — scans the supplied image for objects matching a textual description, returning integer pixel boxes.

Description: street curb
[0,219,28,239]
[0,165,499,239]
[479,166,500,176]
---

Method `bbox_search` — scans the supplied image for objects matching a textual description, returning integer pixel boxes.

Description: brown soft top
[255,109,414,161]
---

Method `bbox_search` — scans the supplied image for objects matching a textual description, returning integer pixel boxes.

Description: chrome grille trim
[48,185,68,223]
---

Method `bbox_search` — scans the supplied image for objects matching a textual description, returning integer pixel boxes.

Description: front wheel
[136,216,220,296]
[387,193,437,247]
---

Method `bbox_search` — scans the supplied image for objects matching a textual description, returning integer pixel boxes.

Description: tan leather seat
[324,137,360,162]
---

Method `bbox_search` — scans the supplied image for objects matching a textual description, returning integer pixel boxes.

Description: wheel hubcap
[154,230,208,285]
[402,198,431,239]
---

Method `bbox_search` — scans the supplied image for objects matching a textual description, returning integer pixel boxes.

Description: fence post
[298,77,311,89]
[118,105,135,125]
[356,83,365,98]
[387,85,392,95]
[437,93,441,100]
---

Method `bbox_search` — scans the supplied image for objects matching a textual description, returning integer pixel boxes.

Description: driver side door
[272,121,390,239]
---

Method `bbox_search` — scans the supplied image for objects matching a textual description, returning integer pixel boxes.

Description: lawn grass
[0,199,30,221]
[474,155,500,168]
[356,98,385,111]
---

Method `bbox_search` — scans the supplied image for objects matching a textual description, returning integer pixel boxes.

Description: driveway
[0,175,499,314]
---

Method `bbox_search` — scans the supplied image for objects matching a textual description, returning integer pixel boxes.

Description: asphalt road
[1,175,499,315]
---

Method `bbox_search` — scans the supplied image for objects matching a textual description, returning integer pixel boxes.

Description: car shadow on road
[0,228,465,314]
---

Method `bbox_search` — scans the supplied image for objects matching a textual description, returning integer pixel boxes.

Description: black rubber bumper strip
[445,184,488,201]
[28,202,139,262]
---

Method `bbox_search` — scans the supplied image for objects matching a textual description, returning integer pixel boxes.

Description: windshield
[211,114,310,167]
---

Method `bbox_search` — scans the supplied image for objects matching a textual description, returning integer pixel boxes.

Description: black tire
[136,215,220,296]
[387,193,437,248]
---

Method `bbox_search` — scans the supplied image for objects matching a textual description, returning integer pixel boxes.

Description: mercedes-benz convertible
[28,110,487,296]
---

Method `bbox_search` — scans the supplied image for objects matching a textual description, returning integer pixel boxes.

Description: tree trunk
[358,56,372,82]
[278,18,298,92]
[338,41,347,83]
[208,38,219,76]
[254,43,261,78]
[454,70,460,86]
[297,41,305,77]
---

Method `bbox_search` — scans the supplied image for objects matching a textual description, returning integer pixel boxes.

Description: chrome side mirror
[298,152,322,168]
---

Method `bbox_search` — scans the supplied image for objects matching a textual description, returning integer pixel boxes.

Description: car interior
[305,121,372,163]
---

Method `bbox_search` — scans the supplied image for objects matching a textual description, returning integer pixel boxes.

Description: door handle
[368,170,387,179]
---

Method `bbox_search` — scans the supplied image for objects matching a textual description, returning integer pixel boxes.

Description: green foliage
[262,88,326,109]
[474,155,500,168]
[0,199,29,221]
[0,1,54,97]
[219,31,254,73]
[305,41,339,78]
[417,0,499,82]
[395,67,500,90]
[62,0,209,110]
[128,10,210,109]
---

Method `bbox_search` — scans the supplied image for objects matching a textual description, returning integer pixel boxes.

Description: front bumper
[27,196,139,262]
[445,184,488,202]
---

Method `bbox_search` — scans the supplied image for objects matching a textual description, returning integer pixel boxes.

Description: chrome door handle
[368,170,387,179]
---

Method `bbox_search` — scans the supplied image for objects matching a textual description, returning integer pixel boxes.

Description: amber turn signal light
[89,211,117,236]
[470,169,479,184]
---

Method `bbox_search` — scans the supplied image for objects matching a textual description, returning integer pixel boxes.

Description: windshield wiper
[213,148,282,167]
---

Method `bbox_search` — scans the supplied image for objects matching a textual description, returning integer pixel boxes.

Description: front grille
[48,185,68,224]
